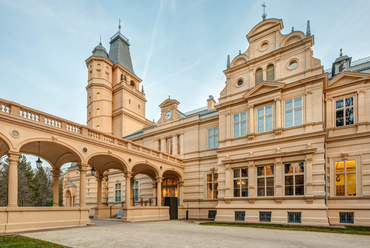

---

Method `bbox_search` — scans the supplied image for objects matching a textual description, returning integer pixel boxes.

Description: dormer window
[255,68,263,85]
[266,64,275,81]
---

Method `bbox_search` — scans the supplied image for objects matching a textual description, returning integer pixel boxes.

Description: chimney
[207,95,216,110]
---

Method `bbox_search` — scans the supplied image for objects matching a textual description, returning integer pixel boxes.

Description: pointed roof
[108,23,135,74]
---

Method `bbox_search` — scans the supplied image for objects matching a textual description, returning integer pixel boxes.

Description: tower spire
[306,20,311,37]
[227,55,231,69]
[99,35,102,45]
[261,2,267,20]
[119,19,121,33]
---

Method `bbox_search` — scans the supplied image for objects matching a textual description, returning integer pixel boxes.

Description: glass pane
[241,121,247,136]
[285,186,293,195]
[294,108,302,125]
[295,175,304,185]
[258,117,264,133]
[336,99,343,109]
[214,174,218,181]
[285,110,293,125]
[241,179,248,188]
[266,187,274,196]
[285,100,293,109]
[234,169,240,178]
[295,185,304,195]
[241,168,247,177]
[285,164,292,174]
[257,167,264,176]
[345,108,354,125]
[241,187,248,197]
[207,183,212,191]
[208,129,212,136]
[257,178,265,187]
[285,176,293,185]
[208,190,212,199]
[268,166,274,175]
[214,136,218,148]
[266,115,272,131]
[214,183,218,191]
[241,112,246,120]
[336,110,344,119]
[294,97,302,107]
[257,188,265,196]
[266,177,274,187]
[234,114,239,122]
[163,180,167,186]
[346,160,356,172]
[213,190,218,199]
[234,123,239,137]
[336,174,344,186]
[345,97,353,107]
[208,137,212,149]
[265,105,272,115]
[234,188,240,197]
[214,128,218,134]
[336,117,344,127]
[257,107,264,116]
[335,161,344,173]
[207,174,212,182]
[299,162,304,172]
[173,179,177,185]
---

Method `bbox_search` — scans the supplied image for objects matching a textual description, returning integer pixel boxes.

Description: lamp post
[36,141,42,167]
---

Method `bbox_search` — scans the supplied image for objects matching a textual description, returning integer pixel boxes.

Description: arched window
[255,68,263,85]
[266,64,275,81]
[130,81,135,87]
[162,178,178,198]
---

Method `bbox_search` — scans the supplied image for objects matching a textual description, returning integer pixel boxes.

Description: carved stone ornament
[341,153,349,160]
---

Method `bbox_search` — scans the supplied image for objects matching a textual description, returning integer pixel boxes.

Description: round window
[237,80,244,86]
[289,60,298,69]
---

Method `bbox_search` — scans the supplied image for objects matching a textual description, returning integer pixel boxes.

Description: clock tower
[157,98,182,125]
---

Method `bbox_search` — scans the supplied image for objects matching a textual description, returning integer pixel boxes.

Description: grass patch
[0,235,69,247]
[200,222,370,235]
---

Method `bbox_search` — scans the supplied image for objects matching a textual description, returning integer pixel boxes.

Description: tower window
[138,105,140,109]
[97,70,101,78]
[96,125,100,130]
[105,72,109,80]
[266,64,275,81]
[129,99,131,104]
[97,92,100,100]
[255,68,263,85]
[130,81,135,87]
[97,108,100,116]
[89,112,91,119]
[89,96,91,103]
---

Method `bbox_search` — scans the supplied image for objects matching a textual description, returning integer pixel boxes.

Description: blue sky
[1,0,370,126]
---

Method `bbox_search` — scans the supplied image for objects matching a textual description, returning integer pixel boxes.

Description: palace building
[61,16,370,227]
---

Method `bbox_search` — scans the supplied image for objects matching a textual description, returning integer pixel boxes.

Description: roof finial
[292,27,294,32]
[119,19,121,33]
[306,20,311,37]
[141,85,144,93]
[227,55,231,69]
[168,95,170,99]
[261,1,267,20]
[340,48,343,56]
[239,50,241,55]
[99,35,102,45]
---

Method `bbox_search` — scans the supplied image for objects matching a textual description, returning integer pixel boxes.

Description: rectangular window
[133,181,139,202]
[97,92,100,100]
[207,128,219,149]
[96,125,100,130]
[336,96,354,127]
[233,168,248,197]
[257,105,273,133]
[288,212,301,223]
[233,112,247,138]
[285,162,304,196]
[208,210,217,219]
[166,137,173,155]
[97,70,101,78]
[105,72,109,80]
[285,97,302,127]
[158,139,161,151]
[235,211,245,221]
[96,108,100,116]
[257,165,274,196]
[259,212,271,222]
[335,160,356,196]
[339,213,354,224]
[115,183,121,202]
[177,135,181,154]
[207,173,218,199]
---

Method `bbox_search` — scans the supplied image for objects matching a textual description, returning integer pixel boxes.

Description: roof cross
[261,1,267,20]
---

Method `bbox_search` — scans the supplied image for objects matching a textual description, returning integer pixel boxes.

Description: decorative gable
[327,71,370,88]
[243,82,285,99]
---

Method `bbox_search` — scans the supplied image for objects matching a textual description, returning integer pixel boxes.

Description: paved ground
[22,220,370,248]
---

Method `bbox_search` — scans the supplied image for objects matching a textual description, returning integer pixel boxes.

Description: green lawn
[200,222,370,235]
[0,235,69,248]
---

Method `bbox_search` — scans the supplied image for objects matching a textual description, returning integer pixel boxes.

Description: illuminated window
[96,125,100,130]
[166,137,173,155]
[336,97,354,127]
[207,128,218,149]
[97,92,100,100]
[133,181,139,201]
[335,160,356,196]
[233,168,248,197]
[162,179,178,198]
[96,108,100,116]
[257,166,274,196]
[115,183,121,202]
[285,162,304,196]
[255,68,263,85]
[285,97,302,127]
[233,112,247,138]
[266,64,275,81]
[207,173,218,199]
[257,105,273,133]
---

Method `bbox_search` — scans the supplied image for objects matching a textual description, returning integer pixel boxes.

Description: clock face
[165,111,172,120]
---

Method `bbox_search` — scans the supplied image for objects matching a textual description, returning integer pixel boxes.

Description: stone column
[226,113,231,139]
[125,171,132,207]
[178,180,184,206]
[97,175,103,207]
[274,158,283,197]
[7,152,20,207]
[305,155,313,196]
[305,91,313,123]
[156,177,163,206]
[173,135,178,155]
[248,105,254,134]
[326,98,333,128]
[224,163,232,199]
[248,161,255,197]
[275,98,282,129]
[358,90,366,122]
[78,163,88,208]
[180,134,184,155]
[52,169,61,207]
[161,138,166,153]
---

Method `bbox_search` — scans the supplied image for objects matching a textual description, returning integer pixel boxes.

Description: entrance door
[164,197,178,219]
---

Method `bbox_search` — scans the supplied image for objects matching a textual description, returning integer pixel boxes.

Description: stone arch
[130,80,135,87]
[230,54,248,68]
[280,31,305,47]
[87,153,129,176]
[162,167,183,181]
[18,138,83,170]
[0,132,14,158]
[131,161,160,181]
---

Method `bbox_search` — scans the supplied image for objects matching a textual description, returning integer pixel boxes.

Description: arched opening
[255,68,263,85]
[162,169,182,220]
[130,81,135,87]
[266,64,275,81]
[121,73,126,81]
[131,163,159,207]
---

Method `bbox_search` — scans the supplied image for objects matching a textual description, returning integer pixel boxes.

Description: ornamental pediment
[327,71,370,88]
[243,81,285,99]
[159,99,180,108]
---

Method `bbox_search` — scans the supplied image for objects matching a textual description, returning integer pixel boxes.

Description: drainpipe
[323,93,329,223]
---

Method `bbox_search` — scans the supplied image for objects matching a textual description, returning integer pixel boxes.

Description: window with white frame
[257,166,274,196]
[115,183,121,202]
[285,97,302,127]
[335,160,356,196]
[233,168,248,197]
[233,112,247,138]
[133,181,139,201]
[207,128,218,149]
[336,96,354,127]
[207,173,218,199]
[257,105,273,133]
[285,162,304,196]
